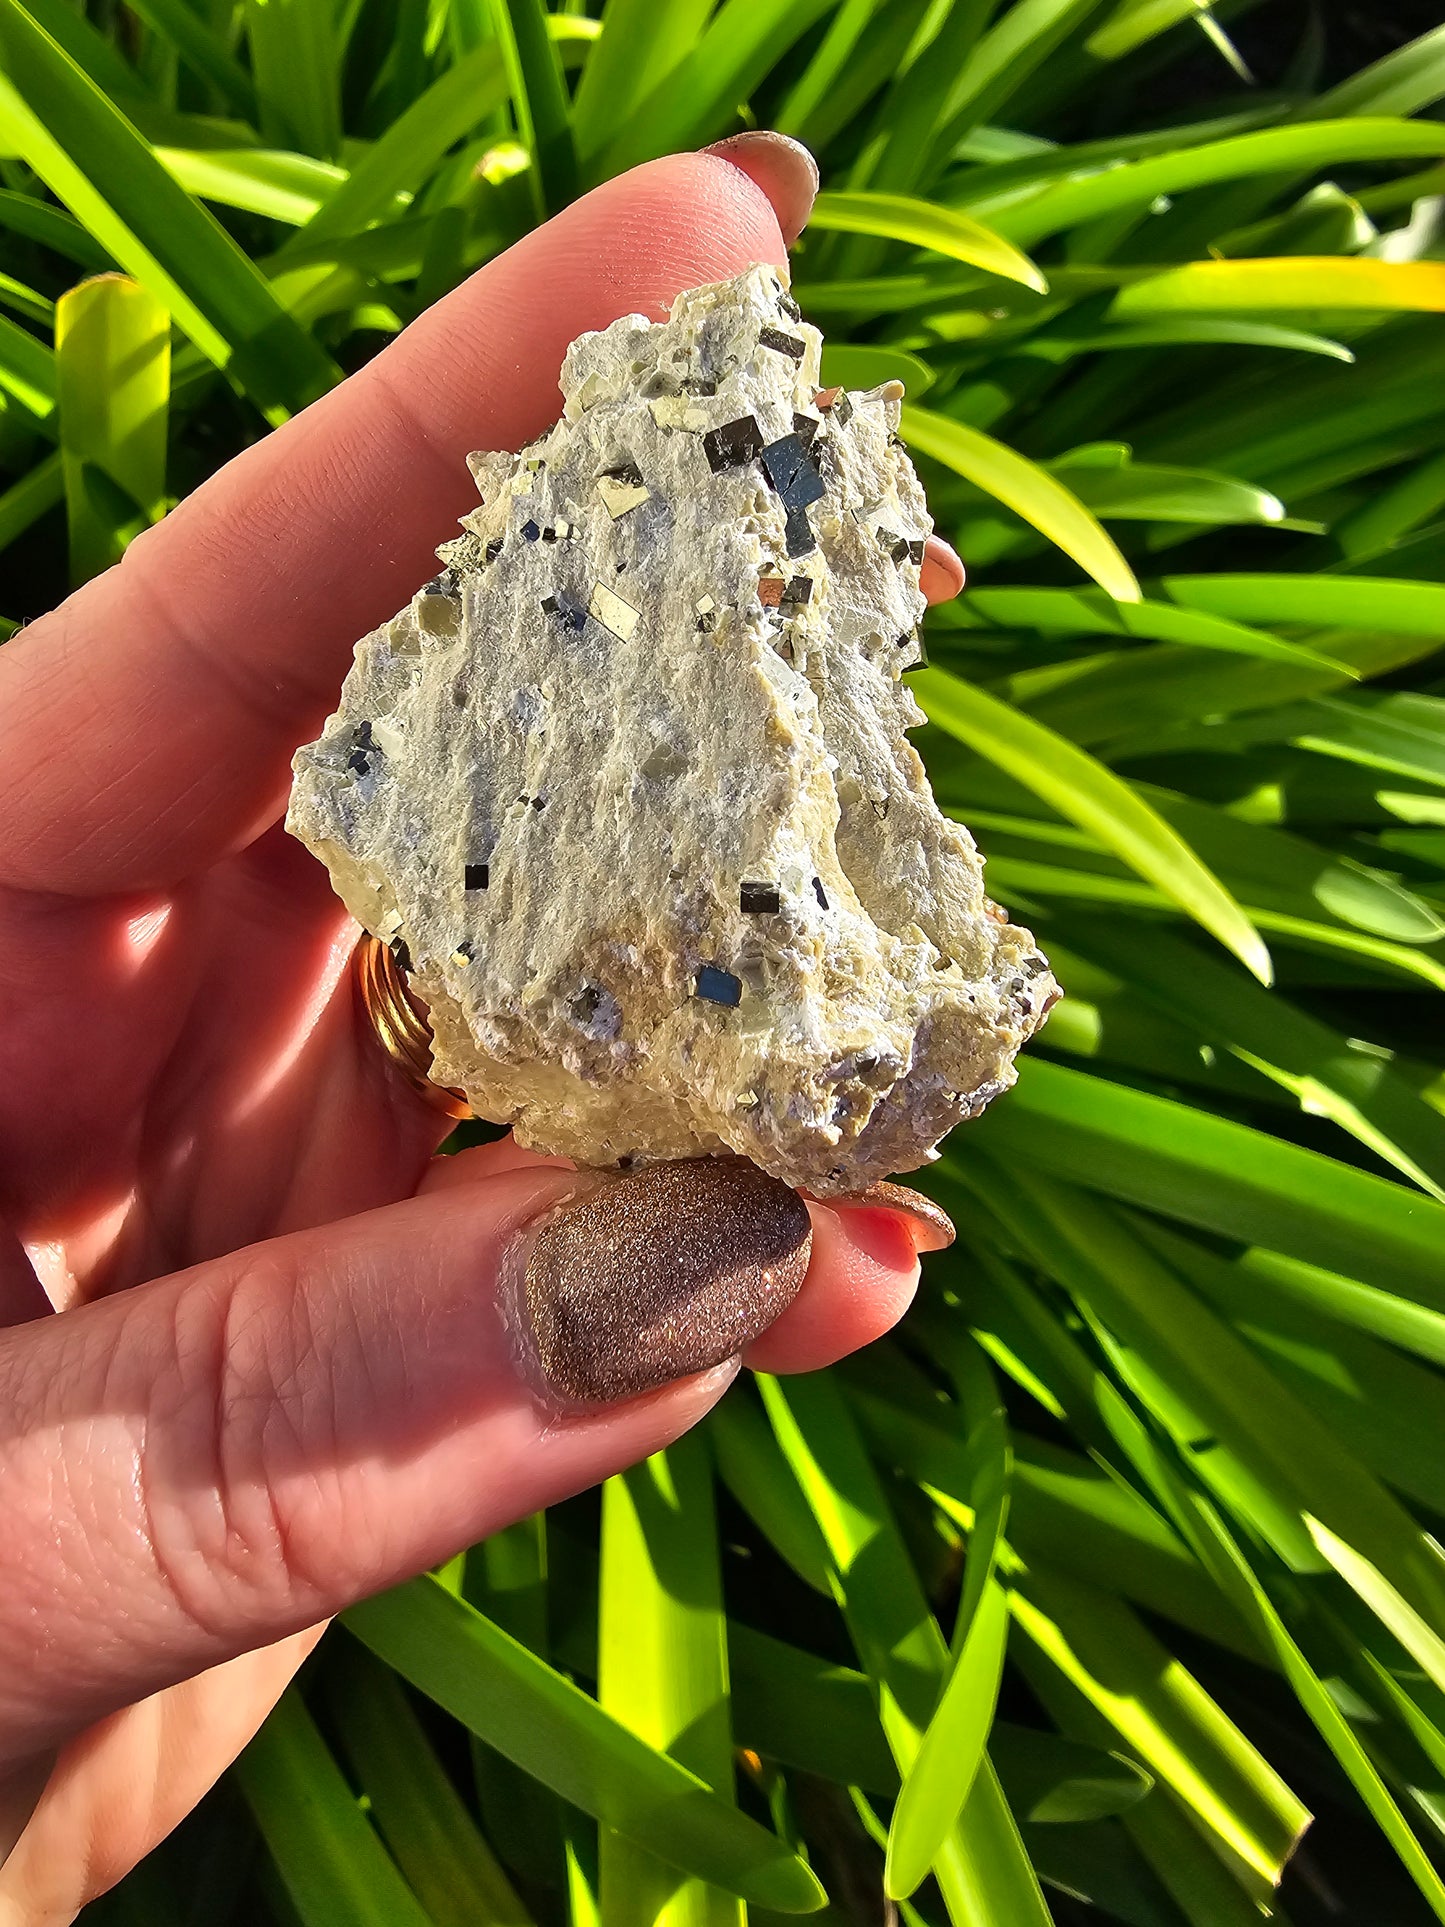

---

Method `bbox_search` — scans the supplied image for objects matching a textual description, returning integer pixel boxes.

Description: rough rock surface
[287,265,1056,1194]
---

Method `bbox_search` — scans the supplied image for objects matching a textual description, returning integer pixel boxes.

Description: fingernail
[521,1158,813,1403]
[840,1183,956,1254]
[704,131,820,246]
[921,535,966,603]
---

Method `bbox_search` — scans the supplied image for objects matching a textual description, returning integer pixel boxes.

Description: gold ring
[353,934,474,1119]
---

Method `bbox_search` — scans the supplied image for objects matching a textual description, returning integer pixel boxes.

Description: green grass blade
[1025,316,1355,361]
[0,186,112,267]
[282,42,510,249]
[1163,571,1445,634]
[886,1580,1011,1898]
[1167,1483,1445,1921]
[245,0,341,160]
[734,1616,1151,1824]
[887,1335,1013,1896]
[970,1058,1445,1307]
[1237,1247,1445,1370]
[463,1516,569,1907]
[774,0,888,140]
[759,1372,1052,1925]
[937,0,1105,148]
[0,269,53,329]
[234,1688,435,1927]
[1313,23,1445,118]
[0,446,62,551]
[158,147,346,224]
[598,1438,744,1926]
[1306,1520,1445,1696]
[978,1165,1445,1631]
[707,1391,833,1597]
[859,1353,1266,1664]
[993,1727,1152,1824]
[11,0,145,102]
[1121,1783,1277,1927]
[780,0,936,158]
[0,1,339,420]
[593,0,835,179]
[1087,0,1228,61]
[123,0,258,120]
[995,120,1445,248]
[343,1577,826,1912]
[955,584,1347,669]
[0,308,56,425]
[905,405,1139,600]
[488,0,578,222]
[730,1623,898,1794]
[1141,1220,1445,1512]
[865,0,997,199]
[1010,1567,1307,1899]
[1052,455,1284,528]
[1060,912,1445,1197]
[54,271,169,585]
[915,665,1271,980]
[326,1639,535,1926]
[1222,693,1445,789]
[1336,447,1445,556]
[1112,256,1445,318]
[809,191,1048,293]
[820,342,934,394]
[569,0,711,161]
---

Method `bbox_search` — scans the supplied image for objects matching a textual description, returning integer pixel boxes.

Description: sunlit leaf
[810,189,1048,292]
[1112,256,1445,317]
[0,0,339,419]
[904,404,1141,601]
[344,1578,826,1912]
[915,666,1272,980]
[54,272,169,584]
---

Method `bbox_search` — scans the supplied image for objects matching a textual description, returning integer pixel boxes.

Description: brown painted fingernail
[703,130,820,246]
[842,1183,956,1253]
[522,1157,812,1403]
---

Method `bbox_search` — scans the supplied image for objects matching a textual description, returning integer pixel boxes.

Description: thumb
[0,1156,810,1768]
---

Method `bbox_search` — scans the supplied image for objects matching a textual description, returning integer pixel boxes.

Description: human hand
[0,136,962,1922]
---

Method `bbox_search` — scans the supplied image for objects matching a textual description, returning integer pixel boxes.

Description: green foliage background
[1,0,1439,1921]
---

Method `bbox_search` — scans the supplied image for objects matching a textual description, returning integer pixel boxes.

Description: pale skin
[0,143,965,1924]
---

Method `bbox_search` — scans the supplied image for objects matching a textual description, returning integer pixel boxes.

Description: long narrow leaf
[970,1058,1445,1307]
[996,120,1445,248]
[488,0,578,220]
[915,665,1271,980]
[1112,256,1445,317]
[235,1689,434,1927]
[0,1,339,420]
[904,405,1140,601]
[343,1578,826,1912]
[598,1438,743,1925]
[809,190,1047,293]
[54,272,169,585]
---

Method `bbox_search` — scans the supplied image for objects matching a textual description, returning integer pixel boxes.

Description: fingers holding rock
[0,1157,822,1768]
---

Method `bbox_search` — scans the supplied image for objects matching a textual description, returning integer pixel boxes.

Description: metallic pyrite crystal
[287,265,1057,1193]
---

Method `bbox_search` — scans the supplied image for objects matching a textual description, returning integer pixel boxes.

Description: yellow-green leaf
[55,272,169,585]
[1112,256,1445,318]
[809,189,1048,294]
[820,342,934,396]
[913,666,1273,982]
[903,403,1141,603]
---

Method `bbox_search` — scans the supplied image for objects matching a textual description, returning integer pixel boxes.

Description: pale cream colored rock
[287,266,1056,1193]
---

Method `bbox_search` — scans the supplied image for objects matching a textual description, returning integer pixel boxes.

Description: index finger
[0,150,798,895]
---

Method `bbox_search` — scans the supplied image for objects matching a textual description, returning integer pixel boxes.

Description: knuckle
[137,1253,354,1641]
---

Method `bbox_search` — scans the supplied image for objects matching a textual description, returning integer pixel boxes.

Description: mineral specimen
[287,265,1057,1194]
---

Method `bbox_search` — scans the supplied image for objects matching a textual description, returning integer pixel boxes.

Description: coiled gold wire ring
[353,933,474,1119]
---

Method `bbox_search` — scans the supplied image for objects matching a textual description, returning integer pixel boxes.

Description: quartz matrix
[288,266,1057,1193]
